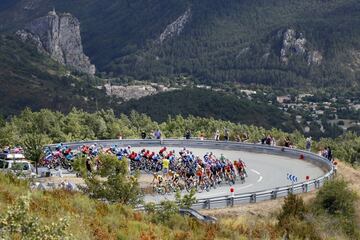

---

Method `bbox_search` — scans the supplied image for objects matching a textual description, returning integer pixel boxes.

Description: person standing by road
[224,128,229,141]
[185,130,191,139]
[327,146,333,161]
[141,130,146,139]
[214,130,220,141]
[306,137,312,151]
[154,129,162,139]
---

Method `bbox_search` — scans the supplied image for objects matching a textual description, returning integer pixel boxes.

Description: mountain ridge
[0,0,359,89]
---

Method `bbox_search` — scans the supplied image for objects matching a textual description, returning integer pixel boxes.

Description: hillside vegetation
[116,88,293,131]
[1,0,359,88]
[0,35,115,116]
[1,109,359,166]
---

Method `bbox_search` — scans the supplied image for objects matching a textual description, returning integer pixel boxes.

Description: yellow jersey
[162,158,170,169]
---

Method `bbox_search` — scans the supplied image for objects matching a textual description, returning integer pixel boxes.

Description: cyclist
[162,157,170,177]
[152,173,164,186]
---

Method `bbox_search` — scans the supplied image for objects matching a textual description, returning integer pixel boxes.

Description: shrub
[82,154,142,206]
[277,194,320,240]
[175,188,197,208]
[313,179,359,238]
[313,179,357,217]
[0,194,71,240]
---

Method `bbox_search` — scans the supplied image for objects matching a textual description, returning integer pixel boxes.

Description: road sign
[287,173,298,183]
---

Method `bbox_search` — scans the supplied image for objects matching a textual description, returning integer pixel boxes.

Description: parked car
[179,208,217,224]
[0,153,36,177]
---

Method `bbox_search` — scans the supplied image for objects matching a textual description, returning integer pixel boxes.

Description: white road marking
[237,184,253,190]
[250,169,260,175]
[257,176,263,183]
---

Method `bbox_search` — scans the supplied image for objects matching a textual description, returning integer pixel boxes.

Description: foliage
[118,88,292,130]
[0,194,71,240]
[313,179,357,217]
[0,108,306,148]
[23,131,45,174]
[0,1,359,90]
[276,194,319,240]
[145,200,179,224]
[277,194,307,227]
[0,35,117,117]
[175,188,197,209]
[312,179,359,238]
[316,132,360,166]
[82,154,142,206]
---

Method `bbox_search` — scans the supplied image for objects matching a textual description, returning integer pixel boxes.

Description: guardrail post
[230,197,234,207]
[271,189,278,199]
[250,194,256,203]
[314,180,320,189]
[302,183,308,193]
[288,187,293,194]
[206,199,211,209]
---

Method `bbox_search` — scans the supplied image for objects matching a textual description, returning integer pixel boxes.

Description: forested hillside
[1,0,359,88]
[117,88,293,131]
[0,35,114,116]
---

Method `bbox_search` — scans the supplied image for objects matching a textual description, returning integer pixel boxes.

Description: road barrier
[50,139,335,210]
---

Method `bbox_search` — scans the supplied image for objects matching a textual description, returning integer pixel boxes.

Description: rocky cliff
[279,28,323,65]
[158,8,191,44]
[16,10,95,75]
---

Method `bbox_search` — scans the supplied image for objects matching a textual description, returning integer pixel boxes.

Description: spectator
[185,130,191,140]
[284,137,291,148]
[154,129,162,139]
[327,146,333,161]
[306,137,312,151]
[200,133,204,141]
[265,135,272,145]
[224,128,229,141]
[214,130,220,141]
[261,136,266,144]
[141,131,146,139]
[271,136,276,146]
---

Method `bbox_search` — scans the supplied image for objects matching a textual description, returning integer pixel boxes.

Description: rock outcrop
[16,9,95,75]
[102,83,178,102]
[159,8,191,44]
[279,28,323,65]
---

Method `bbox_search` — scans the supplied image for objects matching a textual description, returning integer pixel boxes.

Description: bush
[0,194,71,240]
[277,194,320,239]
[175,188,197,209]
[82,154,142,206]
[313,179,359,238]
[313,179,357,217]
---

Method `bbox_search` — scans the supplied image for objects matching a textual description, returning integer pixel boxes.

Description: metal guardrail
[50,139,335,210]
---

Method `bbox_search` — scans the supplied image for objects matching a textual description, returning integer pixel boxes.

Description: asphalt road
[132,147,325,203]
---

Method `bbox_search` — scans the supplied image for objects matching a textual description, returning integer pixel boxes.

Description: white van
[0,153,36,177]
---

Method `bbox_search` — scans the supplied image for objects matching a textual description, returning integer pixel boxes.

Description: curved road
[131,147,325,203]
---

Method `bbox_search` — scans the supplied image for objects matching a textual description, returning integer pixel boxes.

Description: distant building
[352,104,360,111]
[277,95,291,104]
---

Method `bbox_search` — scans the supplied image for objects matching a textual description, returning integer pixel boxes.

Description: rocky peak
[158,8,192,44]
[16,9,95,75]
[279,28,323,65]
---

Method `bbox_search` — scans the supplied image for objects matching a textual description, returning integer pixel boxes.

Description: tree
[82,154,142,206]
[23,133,44,175]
